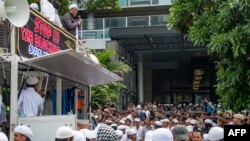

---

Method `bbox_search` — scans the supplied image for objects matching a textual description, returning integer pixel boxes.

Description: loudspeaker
[0,0,30,27]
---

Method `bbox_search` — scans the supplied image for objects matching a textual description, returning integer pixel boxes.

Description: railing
[119,0,172,7]
[74,0,172,10]
[79,14,168,39]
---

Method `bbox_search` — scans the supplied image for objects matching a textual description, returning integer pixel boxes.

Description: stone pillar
[137,53,144,103]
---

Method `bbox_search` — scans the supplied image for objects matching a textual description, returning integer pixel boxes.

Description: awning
[20,50,122,86]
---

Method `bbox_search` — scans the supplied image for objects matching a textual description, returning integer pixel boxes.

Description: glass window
[105,17,126,28]
[119,0,128,7]
[83,18,103,30]
[127,16,149,27]
[151,15,168,26]
[130,0,151,6]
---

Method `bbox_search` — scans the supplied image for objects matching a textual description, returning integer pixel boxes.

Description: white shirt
[18,87,44,117]
[120,134,127,141]
[55,14,63,27]
[0,102,7,125]
[143,110,150,118]
[40,0,56,22]
[132,126,143,141]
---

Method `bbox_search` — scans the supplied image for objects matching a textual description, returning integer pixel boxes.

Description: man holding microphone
[61,4,83,36]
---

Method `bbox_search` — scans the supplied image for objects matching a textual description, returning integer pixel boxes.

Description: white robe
[40,0,56,22]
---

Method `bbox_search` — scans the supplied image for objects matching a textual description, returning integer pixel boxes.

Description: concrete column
[137,54,144,103]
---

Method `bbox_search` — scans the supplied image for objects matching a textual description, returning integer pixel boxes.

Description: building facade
[76,0,216,108]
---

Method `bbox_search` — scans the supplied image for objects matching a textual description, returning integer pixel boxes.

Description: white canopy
[20,49,122,86]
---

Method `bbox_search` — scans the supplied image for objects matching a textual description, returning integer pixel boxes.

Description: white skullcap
[186,126,193,132]
[134,118,140,122]
[110,124,117,127]
[55,126,74,139]
[185,119,191,123]
[74,131,86,141]
[145,130,153,141]
[208,127,224,141]
[152,128,173,141]
[119,120,125,124]
[162,119,169,123]
[136,105,142,109]
[154,121,163,126]
[118,125,126,130]
[126,115,133,122]
[190,119,198,125]
[69,4,78,10]
[212,123,217,127]
[204,119,214,125]
[30,3,39,11]
[14,125,33,140]
[173,119,179,124]
[80,129,97,139]
[234,114,245,120]
[116,130,123,138]
[105,120,113,123]
[127,129,137,135]
[0,132,8,141]
[26,76,39,85]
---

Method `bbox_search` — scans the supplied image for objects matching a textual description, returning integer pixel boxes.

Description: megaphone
[0,0,30,27]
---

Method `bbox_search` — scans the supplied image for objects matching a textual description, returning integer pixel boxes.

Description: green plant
[28,0,35,4]
[91,50,131,109]
[86,0,121,13]
[168,0,250,112]
[59,0,70,16]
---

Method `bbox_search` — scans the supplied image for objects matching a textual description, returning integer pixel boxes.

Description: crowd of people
[88,100,250,141]
[1,98,250,141]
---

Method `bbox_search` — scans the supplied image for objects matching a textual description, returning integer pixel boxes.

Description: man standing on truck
[18,76,44,117]
[61,4,83,36]
[35,0,56,22]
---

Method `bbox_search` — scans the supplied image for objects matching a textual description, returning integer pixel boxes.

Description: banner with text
[17,9,76,59]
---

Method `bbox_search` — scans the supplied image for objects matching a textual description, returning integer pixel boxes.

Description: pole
[74,88,78,116]
[10,26,18,140]
[88,86,91,121]
[56,77,62,115]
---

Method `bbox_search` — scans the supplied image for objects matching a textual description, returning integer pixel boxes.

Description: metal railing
[120,0,172,7]
[79,14,168,39]
[74,0,172,10]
